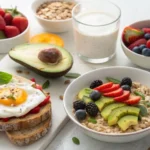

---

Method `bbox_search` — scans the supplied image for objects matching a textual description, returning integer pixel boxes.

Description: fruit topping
[86,102,99,117]
[4,13,13,25]
[30,106,40,114]
[146,40,150,48]
[142,48,150,56]
[121,85,131,92]
[102,84,120,93]
[0,8,5,17]
[94,82,113,92]
[120,77,132,87]
[89,90,101,101]
[73,100,86,111]
[90,80,103,89]
[114,91,130,102]
[144,33,150,40]
[0,15,6,30]
[75,109,87,121]
[142,28,150,33]
[123,95,141,105]
[139,44,146,51]
[2,118,9,122]
[103,88,123,97]
[39,95,50,107]
[132,46,142,54]
[122,27,144,44]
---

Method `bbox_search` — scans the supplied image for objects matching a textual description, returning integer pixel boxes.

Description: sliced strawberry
[0,8,5,17]
[2,118,9,122]
[0,16,6,30]
[102,84,120,93]
[104,88,123,97]
[94,82,113,92]
[142,28,150,33]
[30,106,40,114]
[123,96,141,105]
[122,26,144,44]
[39,95,50,107]
[146,40,150,48]
[31,78,36,82]
[35,84,42,90]
[128,38,147,50]
[114,91,130,102]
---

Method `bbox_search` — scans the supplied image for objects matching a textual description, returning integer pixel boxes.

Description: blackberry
[90,80,103,89]
[73,100,86,111]
[86,102,98,117]
[120,77,132,87]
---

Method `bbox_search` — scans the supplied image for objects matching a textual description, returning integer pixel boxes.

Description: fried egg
[0,78,46,118]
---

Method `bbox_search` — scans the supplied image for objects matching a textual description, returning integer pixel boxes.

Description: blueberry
[144,33,150,40]
[139,44,146,51]
[132,46,141,54]
[121,85,131,92]
[75,109,86,121]
[89,90,101,101]
[120,77,132,87]
[142,48,150,56]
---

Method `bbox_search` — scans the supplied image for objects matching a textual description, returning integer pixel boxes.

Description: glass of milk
[72,0,121,63]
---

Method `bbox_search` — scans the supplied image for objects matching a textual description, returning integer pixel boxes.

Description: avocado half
[9,43,73,78]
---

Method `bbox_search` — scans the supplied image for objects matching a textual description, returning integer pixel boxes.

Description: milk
[74,12,119,59]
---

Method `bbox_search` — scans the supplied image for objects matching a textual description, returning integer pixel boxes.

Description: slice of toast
[6,117,51,146]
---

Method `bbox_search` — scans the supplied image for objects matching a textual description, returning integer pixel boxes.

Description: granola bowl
[64,66,150,143]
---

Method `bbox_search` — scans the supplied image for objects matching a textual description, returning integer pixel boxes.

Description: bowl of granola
[64,66,150,143]
[31,0,76,33]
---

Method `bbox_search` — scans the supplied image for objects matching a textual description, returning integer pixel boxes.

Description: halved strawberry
[142,28,150,33]
[94,82,113,92]
[39,95,50,107]
[128,38,147,50]
[102,84,120,93]
[123,95,141,105]
[122,26,144,44]
[114,91,130,102]
[104,88,123,97]
[30,106,40,114]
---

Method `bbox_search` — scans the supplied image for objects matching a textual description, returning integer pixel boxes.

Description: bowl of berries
[0,7,29,53]
[64,66,150,143]
[121,20,150,69]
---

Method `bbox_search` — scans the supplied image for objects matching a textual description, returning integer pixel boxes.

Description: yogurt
[74,12,119,59]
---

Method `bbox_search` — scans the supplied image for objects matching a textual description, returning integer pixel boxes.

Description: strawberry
[0,15,6,30]
[146,40,150,48]
[35,84,42,91]
[0,8,5,17]
[30,106,40,114]
[101,84,120,93]
[103,88,123,97]
[4,13,13,25]
[31,78,36,82]
[128,38,147,50]
[123,96,141,105]
[39,95,50,107]
[94,82,113,92]
[142,28,150,33]
[4,26,20,38]
[2,118,9,122]
[12,16,28,33]
[122,26,144,44]
[114,91,130,102]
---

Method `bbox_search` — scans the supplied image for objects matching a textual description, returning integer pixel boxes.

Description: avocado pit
[38,48,62,64]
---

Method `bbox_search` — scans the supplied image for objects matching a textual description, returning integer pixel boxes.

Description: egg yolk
[0,87,28,106]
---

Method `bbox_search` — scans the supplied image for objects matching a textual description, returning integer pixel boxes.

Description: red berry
[2,118,9,122]
[103,88,123,97]
[12,16,28,33]
[30,106,40,114]
[0,15,6,30]
[35,84,42,91]
[0,8,5,17]
[39,95,50,107]
[4,13,13,25]
[114,91,130,102]
[4,26,20,38]
[142,28,150,33]
[31,78,36,82]
[94,82,113,92]
[146,40,150,48]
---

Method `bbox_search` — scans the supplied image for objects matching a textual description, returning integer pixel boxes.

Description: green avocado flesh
[101,103,126,120]
[118,115,138,131]
[9,43,73,78]
[95,97,114,111]
[108,106,140,126]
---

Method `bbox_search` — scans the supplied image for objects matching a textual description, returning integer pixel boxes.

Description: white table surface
[0,0,150,150]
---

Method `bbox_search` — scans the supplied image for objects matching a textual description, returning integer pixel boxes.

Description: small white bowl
[0,11,30,54]
[31,0,76,33]
[64,66,150,143]
[121,20,150,69]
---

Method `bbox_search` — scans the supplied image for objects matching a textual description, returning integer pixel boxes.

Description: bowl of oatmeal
[63,66,150,143]
[31,0,76,33]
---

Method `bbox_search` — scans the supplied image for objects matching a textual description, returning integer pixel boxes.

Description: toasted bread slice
[6,117,51,146]
[0,102,51,131]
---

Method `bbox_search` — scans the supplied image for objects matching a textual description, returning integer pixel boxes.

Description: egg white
[0,78,46,118]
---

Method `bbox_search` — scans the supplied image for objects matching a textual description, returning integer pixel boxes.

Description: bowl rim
[64,66,150,137]
[0,8,30,42]
[121,19,150,59]
[31,0,75,23]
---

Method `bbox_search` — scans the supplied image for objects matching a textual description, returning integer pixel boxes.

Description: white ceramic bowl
[0,11,30,54]
[31,0,76,33]
[121,20,150,69]
[64,66,150,143]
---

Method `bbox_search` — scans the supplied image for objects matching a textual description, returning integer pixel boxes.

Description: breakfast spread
[36,1,75,20]
[0,7,28,39]
[73,77,150,133]
[122,26,150,56]
[0,71,51,146]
